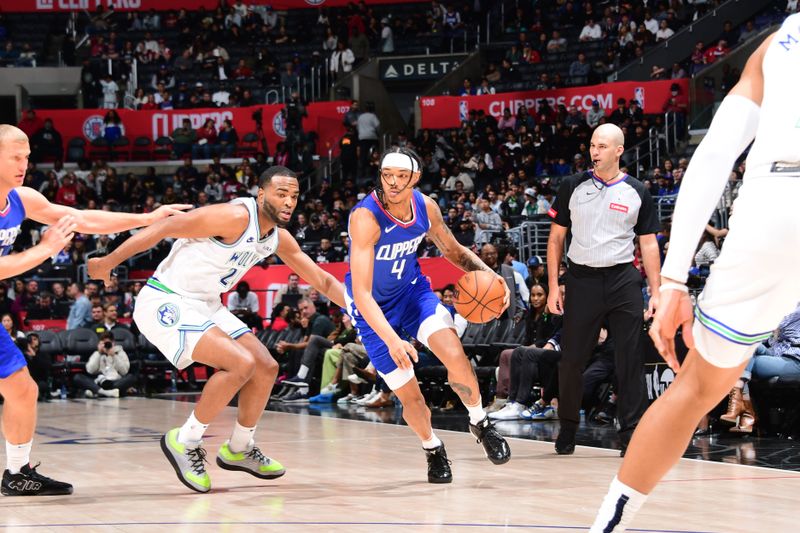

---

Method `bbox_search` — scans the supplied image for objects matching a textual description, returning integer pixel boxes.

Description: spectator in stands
[546,30,567,53]
[100,74,119,109]
[350,27,370,65]
[101,110,125,146]
[0,283,13,317]
[87,303,107,335]
[2,313,25,348]
[586,100,605,128]
[22,333,52,402]
[315,238,342,264]
[17,110,43,139]
[74,331,134,398]
[655,20,675,42]
[66,282,92,330]
[357,102,380,177]
[579,17,603,42]
[30,119,63,163]
[473,194,502,241]
[569,53,591,86]
[475,77,495,95]
[25,292,55,321]
[275,273,303,309]
[330,40,355,80]
[193,118,218,160]
[227,281,261,331]
[694,229,720,272]
[739,20,757,42]
[704,39,730,64]
[380,17,394,54]
[170,118,196,159]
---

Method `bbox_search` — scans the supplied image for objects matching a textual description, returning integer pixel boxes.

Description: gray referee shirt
[549,172,660,267]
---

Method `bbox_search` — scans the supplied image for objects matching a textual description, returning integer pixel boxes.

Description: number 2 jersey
[344,189,430,309]
[149,197,279,300]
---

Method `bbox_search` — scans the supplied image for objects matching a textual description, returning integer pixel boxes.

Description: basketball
[453,270,506,323]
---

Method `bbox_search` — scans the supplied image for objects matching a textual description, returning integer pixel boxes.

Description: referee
[546,123,662,456]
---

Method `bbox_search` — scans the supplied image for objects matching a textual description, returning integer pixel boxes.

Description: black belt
[568,261,632,273]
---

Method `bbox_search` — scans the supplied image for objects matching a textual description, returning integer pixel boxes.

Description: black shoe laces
[246,446,268,465]
[473,418,496,445]
[186,447,208,475]
[426,447,452,468]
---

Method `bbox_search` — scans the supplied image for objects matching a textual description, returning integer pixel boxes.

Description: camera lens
[104,341,113,350]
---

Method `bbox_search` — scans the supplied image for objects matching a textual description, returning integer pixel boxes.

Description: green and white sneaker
[160,428,211,493]
[216,442,286,480]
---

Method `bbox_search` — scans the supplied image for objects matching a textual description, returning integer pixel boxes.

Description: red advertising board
[44,101,349,156]
[419,79,689,129]
[2,0,424,12]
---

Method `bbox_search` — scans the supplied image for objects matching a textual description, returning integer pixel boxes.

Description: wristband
[659,282,688,293]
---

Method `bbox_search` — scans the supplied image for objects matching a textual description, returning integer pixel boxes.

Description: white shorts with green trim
[133,277,251,369]
[691,177,800,368]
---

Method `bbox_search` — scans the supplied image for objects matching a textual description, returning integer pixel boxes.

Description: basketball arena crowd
[3,0,799,440]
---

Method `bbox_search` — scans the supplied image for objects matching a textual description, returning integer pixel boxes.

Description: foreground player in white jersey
[89,166,346,493]
[591,20,800,532]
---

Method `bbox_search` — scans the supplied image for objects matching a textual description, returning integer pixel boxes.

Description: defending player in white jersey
[89,166,346,493]
[591,17,800,532]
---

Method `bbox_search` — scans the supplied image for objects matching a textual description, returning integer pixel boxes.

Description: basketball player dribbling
[0,124,191,496]
[591,18,800,531]
[345,147,511,483]
[89,166,346,493]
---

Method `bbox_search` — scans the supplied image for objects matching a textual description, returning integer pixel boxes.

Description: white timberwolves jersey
[746,13,800,176]
[152,197,279,300]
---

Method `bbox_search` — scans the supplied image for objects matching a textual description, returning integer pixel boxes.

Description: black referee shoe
[2,464,73,496]
[469,416,511,465]
[555,421,577,455]
[424,445,453,484]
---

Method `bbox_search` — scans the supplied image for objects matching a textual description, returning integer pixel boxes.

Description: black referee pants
[558,262,648,439]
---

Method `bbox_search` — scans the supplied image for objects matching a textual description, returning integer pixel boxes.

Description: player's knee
[258,349,279,377]
[231,349,257,382]
[6,375,38,405]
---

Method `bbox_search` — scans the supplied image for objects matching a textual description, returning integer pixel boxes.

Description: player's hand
[645,290,660,321]
[649,282,694,373]
[494,273,511,318]
[387,337,418,371]
[87,257,113,285]
[40,215,77,256]
[547,288,563,315]
[149,204,194,223]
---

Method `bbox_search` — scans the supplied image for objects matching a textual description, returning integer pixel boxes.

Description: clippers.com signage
[45,102,350,156]
[6,0,424,12]
[419,79,689,129]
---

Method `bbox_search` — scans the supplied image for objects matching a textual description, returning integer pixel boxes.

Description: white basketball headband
[381,152,420,173]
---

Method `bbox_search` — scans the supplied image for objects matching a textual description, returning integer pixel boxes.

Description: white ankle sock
[177,411,209,446]
[5,440,32,474]
[589,476,648,533]
[297,365,309,379]
[465,397,487,425]
[229,421,256,453]
[421,433,442,450]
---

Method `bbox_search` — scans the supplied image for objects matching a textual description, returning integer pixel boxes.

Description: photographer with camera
[73,332,135,398]
[283,91,307,166]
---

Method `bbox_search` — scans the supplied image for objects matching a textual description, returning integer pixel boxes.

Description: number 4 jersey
[344,189,430,308]
[150,197,279,300]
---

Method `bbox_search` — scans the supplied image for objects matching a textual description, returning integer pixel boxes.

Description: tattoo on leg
[450,382,473,402]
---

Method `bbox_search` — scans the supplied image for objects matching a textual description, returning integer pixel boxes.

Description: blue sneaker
[520,403,546,420]
[531,405,558,421]
[309,392,335,404]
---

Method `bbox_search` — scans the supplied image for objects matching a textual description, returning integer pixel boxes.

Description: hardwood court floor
[1,397,798,532]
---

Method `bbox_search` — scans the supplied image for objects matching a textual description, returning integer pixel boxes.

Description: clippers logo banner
[418,79,689,129]
[44,102,350,156]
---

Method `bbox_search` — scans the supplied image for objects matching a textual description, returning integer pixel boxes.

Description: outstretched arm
[17,187,192,235]
[349,207,417,370]
[424,196,510,315]
[87,203,249,284]
[0,215,76,279]
[276,228,346,308]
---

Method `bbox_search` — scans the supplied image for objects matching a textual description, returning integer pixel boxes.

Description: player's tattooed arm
[425,196,494,274]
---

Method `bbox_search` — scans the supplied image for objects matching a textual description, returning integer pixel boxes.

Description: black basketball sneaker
[2,463,73,496]
[424,444,453,484]
[469,416,511,465]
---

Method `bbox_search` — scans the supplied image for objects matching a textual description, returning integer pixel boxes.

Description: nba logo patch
[157,303,180,327]
[82,115,105,141]
[272,111,286,138]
